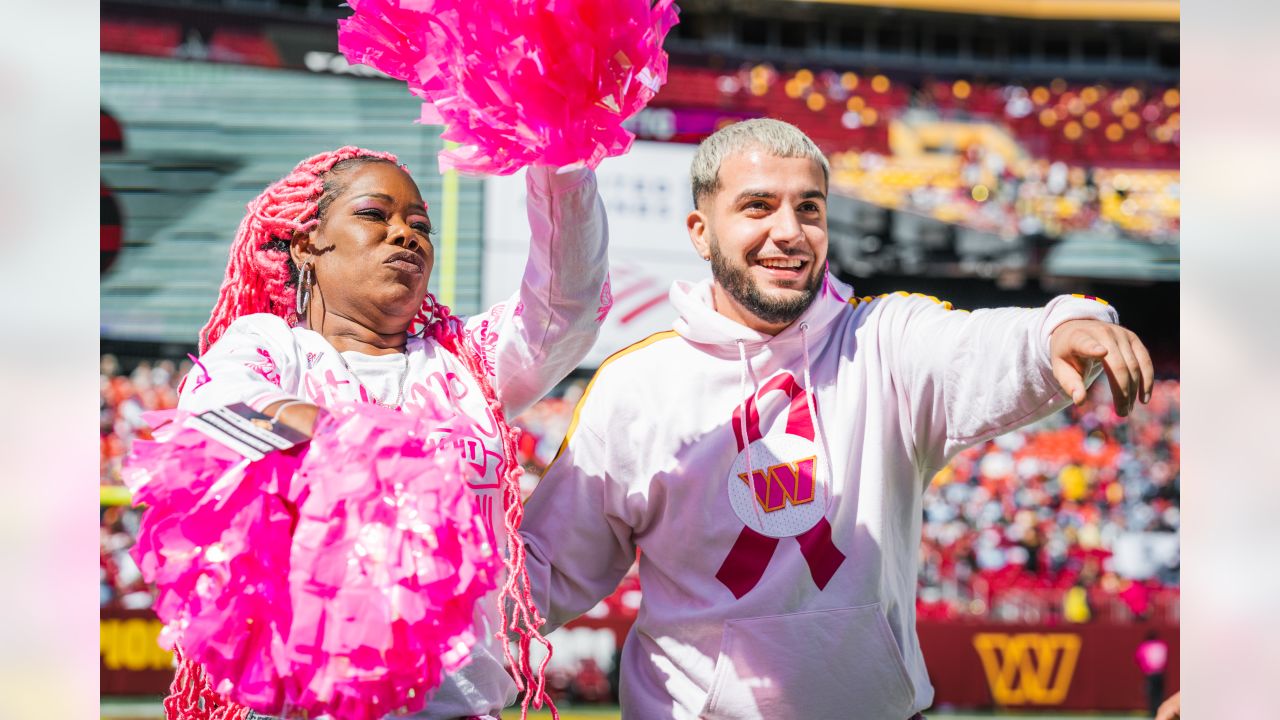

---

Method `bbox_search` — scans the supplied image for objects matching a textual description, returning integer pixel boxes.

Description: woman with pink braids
[175,146,609,719]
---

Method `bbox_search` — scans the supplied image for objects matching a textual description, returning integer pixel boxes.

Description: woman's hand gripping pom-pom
[124,403,503,720]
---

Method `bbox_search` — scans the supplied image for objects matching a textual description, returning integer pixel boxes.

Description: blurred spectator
[1156,690,1181,720]
[100,504,151,609]
[511,379,584,501]
[1063,581,1092,623]
[100,355,187,609]
[1136,631,1171,715]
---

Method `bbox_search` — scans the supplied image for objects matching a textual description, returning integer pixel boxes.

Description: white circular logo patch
[727,433,827,538]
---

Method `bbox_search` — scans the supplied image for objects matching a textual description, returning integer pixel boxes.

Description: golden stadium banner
[101,608,175,695]
[919,621,1179,711]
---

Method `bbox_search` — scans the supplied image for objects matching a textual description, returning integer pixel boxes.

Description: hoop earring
[296,262,315,318]
[409,291,441,337]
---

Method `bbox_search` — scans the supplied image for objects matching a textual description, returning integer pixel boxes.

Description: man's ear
[687,208,711,261]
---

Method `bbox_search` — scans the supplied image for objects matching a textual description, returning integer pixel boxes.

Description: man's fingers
[1109,327,1142,414]
[1073,335,1109,358]
[1132,332,1156,403]
[1098,334,1135,415]
[1052,356,1087,404]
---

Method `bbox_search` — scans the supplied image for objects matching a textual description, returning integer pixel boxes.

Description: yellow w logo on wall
[972,633,1082,705]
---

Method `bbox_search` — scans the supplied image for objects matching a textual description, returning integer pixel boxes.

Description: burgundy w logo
[738,456,817,512]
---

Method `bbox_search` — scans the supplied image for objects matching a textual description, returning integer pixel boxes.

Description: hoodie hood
[671,271,856,348]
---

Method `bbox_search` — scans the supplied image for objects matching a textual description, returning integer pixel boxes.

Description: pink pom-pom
[338,0,680,175]
[126,403,502,720]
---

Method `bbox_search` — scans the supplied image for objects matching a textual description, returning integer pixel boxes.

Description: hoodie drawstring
[799,322,835,514]
[736,340,766,528]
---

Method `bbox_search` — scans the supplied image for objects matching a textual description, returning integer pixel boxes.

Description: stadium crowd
[917,378,1180,623]
[99,354,185,487]
[101,358,1179,624]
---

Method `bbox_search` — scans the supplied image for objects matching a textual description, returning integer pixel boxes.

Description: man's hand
[1049,319,1154,416]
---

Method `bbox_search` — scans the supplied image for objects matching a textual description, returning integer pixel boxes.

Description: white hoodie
[521,274,1115,719]
[176,165,609,719]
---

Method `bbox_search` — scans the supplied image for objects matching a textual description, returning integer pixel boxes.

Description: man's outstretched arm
[871,293,1151,472]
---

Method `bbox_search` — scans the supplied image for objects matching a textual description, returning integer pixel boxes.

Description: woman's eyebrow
[351,193,428,214]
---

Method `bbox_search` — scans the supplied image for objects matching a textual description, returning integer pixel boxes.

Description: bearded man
[519,118,1153,720]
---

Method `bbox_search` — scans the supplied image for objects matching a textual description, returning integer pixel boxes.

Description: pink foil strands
[338,0,680,175]
[125,405,502,720]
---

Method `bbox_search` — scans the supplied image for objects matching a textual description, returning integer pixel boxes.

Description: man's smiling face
[688,148,829,334]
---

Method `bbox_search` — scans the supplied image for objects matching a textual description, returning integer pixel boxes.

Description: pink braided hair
[174,149,558,719]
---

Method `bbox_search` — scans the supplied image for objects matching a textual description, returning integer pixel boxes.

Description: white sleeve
[874,293,1118,473]
[521,411,638,632]
[461,165,609,418]
[176,314,304,414]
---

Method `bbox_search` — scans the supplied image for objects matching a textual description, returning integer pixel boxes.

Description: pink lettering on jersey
[423,428,503,491]
[245,347,282,387]
[596,275,613,323]
[456,435,504,489]
[465,311,500,379]
[303,368,355,406]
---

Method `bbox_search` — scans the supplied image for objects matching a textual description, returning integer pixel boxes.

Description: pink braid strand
[428,304,559,720]
[164,645,251,720]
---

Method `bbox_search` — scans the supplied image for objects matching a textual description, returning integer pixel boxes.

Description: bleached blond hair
[690,118,829,208]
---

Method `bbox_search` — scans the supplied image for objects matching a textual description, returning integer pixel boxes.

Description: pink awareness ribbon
[715,373,847,599]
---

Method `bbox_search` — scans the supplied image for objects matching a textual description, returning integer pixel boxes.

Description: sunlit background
[98,1,1179,717]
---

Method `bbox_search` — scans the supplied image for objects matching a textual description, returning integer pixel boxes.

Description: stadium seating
[652,64,1180,240]
[100,53,487,344]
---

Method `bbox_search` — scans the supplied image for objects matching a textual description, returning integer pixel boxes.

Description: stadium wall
[101,606,1177,711]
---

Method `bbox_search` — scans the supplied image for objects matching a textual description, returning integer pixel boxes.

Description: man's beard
[709,235,823,327]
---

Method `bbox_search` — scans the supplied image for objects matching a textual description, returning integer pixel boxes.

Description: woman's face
[293,161,434,334]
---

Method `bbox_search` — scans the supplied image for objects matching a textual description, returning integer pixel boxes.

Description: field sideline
[100,698,1148,719]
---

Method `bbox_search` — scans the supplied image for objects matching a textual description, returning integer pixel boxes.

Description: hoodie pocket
[698,603,915,720]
